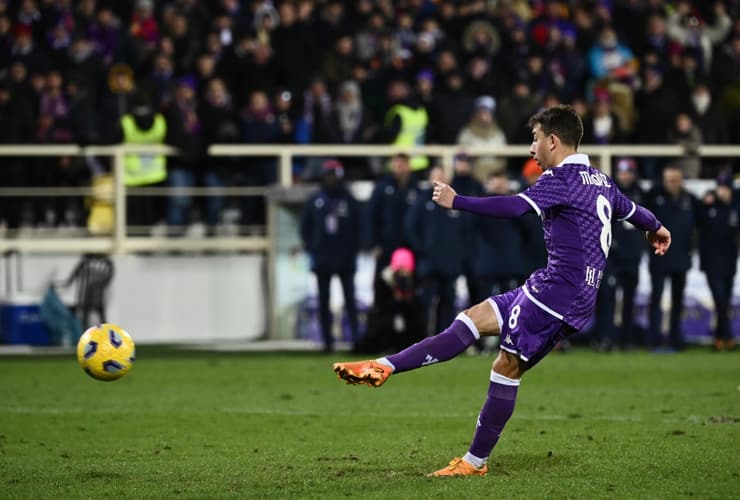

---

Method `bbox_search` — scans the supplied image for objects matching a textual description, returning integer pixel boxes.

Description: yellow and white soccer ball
[76,324,135,381]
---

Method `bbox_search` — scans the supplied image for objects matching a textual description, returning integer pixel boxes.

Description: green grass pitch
[1,348,738,499]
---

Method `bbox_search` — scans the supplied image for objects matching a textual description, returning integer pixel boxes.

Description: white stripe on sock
[490,370,521,386]
[455,312,480,340]
[463,451,487,469]
[376,357,395,371]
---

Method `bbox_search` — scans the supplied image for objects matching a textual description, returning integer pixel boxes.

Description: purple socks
[380,314,479,373]
[465,371,520,466]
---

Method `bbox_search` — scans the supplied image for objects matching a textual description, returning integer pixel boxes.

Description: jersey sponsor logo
[585,266,603,287]
[579,170,612,187]
[504,334,513,345]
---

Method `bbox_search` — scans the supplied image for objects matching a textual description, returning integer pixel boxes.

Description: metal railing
[0,143,737,254]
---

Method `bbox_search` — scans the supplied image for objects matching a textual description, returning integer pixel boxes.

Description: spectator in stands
[415,69,435,109]
[299,159,361,353]
[148,51,176,109]
[64,75,96,145]
[325,80,377,179]
[193,52,218,99]
[471,170,524,302]
[529,0,575,52]
[461,19,500,61]
[582,88,627,145]
[36,68,72,143]
[356,247,424,354]
[637,13,672,62]
[200,77,240,229]
[164,76,203,233]
[272,0,316,95]
[16,0,43,38]
[710,30,740,93]
[587,25,637,86]
[696,170,738,351]
[87,5,127,67]
[380,80,428,173]
[10,22,48,75]
[64,33,104,104]
[0,14,11,67]
[299,76,332,144]
[633,64,678,179]
[688,81,729,145]
[450,152,484,308]
[464,55,497,99]
[129,0,159,63]
[667,112,703,179]
[497,79,540,145]
[322,33,355,93]
[0,78,34,230]
[594,158,647,350]
[366,152,419,275]
[456,95,507,179]
[666,0,732,73]
[429,69,474,145]
[664,47,703,103]
[117,96,168,228]
[646,165,697,351]
[405,166,469,335]
[240,88,290,224]
[47,20,72,67]
[166,12,199,75]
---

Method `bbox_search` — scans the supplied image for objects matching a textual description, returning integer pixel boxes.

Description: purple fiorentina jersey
[517,154,637,330]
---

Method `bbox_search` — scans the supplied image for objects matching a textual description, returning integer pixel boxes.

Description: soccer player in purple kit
[333,105,672,477]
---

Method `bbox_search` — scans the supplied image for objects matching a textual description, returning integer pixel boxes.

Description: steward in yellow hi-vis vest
[120,106,167,186]
[384,103,429,171]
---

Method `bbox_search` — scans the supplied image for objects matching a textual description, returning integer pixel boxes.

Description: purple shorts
[489,287,577,369]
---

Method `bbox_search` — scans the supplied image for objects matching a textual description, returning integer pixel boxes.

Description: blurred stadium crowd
[0,0,738,230]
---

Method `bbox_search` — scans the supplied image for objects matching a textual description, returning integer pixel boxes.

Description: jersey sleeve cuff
[517,193,541,216]
[617,201,637,222]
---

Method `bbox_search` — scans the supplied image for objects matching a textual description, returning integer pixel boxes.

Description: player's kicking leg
[333,298,500,387]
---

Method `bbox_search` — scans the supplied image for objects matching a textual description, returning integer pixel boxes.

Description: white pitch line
[0,406,712,424]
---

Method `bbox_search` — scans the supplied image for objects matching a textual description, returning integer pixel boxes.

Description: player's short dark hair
[528,105,584,149]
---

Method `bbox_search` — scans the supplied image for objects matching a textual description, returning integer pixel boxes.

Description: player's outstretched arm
[432,181,531,217]
[647,226,671,256]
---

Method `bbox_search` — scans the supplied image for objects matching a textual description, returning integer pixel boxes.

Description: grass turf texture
[0,348,738,499]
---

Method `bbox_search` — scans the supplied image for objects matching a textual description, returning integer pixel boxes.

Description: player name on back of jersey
[578,170,611,188]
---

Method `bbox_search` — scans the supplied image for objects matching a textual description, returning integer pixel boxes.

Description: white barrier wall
[5,254,266,344]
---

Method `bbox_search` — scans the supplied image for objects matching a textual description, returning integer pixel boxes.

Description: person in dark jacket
[164,76,204,230]
[366,152,419,272]
[405,166,469,335]
[696,170,738,351]
[0,78,36,230]
[324,80,378,179]
[299,160,361,352]
[449,152,485,305]
[199,78,240,229]
[355,247,424,354]
[472,170,525,301]
[646,165,697,350]
[594,158,647,349]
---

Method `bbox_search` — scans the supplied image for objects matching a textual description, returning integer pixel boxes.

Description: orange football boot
[332,359,393,387]
[427,457,488,477]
